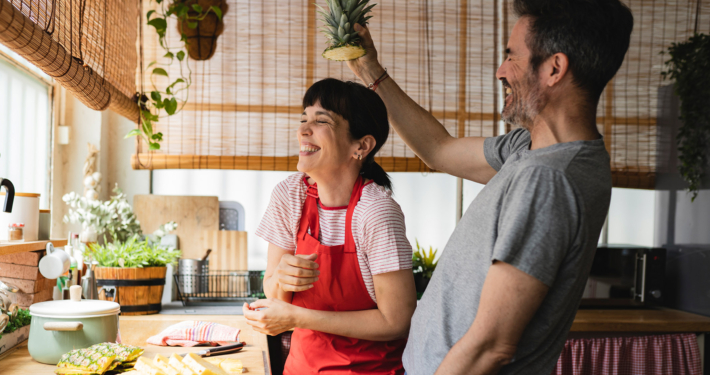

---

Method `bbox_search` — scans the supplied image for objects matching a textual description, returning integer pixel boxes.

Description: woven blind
[598,0,710,188]
[134,0,709,189]
[0,0,139,119]
[133,0,498,172]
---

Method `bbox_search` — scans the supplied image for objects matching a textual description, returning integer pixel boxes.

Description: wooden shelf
[0,239,68,256]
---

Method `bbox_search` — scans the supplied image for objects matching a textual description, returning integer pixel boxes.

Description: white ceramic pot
[0,193,39,241]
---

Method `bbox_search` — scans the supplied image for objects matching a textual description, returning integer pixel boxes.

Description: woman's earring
[357,154,362,160]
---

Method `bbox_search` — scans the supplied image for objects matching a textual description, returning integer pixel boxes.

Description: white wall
[51,89,150,238]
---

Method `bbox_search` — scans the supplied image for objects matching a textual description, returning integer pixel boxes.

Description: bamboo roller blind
[0,0,139,119]
[134,0,710,189]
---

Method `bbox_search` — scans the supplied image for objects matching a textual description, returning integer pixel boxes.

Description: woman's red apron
[283,176,406,375]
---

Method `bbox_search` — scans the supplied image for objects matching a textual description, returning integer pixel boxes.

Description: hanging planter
[176,0,228,61]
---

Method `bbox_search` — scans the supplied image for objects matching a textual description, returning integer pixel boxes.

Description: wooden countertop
[570,308,710,332]
[0,314,270,375]
[0,239,68,256]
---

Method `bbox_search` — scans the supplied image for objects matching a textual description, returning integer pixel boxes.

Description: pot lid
[30,286,120,318]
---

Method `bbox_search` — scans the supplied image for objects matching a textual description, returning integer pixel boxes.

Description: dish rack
[175,270,265,306]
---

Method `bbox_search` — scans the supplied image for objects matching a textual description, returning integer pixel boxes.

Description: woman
[244,78,417,374]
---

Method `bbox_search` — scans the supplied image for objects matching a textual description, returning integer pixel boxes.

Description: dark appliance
[580,245,665,308]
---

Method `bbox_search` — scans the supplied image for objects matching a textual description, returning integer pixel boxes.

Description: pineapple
[317,0,376,61]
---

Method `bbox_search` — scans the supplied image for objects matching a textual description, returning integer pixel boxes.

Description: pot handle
[43,322,83,331]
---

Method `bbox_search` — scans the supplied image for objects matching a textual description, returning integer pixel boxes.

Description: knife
[179,342,246,358]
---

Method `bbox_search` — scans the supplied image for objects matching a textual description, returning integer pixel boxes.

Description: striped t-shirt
[255,172,413,303]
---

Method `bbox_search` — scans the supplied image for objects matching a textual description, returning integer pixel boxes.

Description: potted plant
[0,308,31,355]
[129,0,225,156]
[412,240,438,298]
[173,0,228,61]
[661,33,710,201]
[87,223,180,316]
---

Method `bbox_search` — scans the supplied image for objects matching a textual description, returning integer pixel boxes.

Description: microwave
[580,245,666,308]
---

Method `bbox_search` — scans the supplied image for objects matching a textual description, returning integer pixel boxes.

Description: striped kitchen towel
[146,320,241,347]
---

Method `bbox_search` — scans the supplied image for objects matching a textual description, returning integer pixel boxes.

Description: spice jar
[8,223,24,242]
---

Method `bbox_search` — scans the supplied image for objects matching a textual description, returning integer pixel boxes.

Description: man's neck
[528,102,600,151]
[307,169,359,207]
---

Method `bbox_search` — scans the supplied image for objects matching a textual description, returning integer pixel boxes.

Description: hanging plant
[128,0,224,151]
[661,33,710,201]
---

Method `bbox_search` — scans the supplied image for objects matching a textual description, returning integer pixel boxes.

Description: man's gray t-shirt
[402,128,611,374]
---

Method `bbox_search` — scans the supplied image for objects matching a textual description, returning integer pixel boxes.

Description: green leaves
[412,239,438,279]
[152,67,168,77]
[87,235,181,268]
[662,33,710,201]
[210,5,223,20]
[188,21,198,29]
[177,51,185,61]
[0,308,31,340]
[164,97,178,115]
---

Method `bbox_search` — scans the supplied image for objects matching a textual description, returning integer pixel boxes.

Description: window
[0,47,53,209]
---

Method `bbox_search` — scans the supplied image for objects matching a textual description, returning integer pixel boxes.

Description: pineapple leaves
[319,0,375,59]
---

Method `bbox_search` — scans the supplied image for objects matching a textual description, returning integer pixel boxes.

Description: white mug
[38,243,70,279]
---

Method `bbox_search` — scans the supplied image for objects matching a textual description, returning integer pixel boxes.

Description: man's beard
[501,73,547,130]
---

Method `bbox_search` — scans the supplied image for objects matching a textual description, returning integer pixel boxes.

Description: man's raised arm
[347,24,497,184]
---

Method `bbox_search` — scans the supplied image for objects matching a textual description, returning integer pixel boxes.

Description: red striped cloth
[146,321,241,347]
[553,333,701,375]
[256,173,413,303]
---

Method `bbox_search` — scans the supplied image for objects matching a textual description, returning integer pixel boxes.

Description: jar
[8,223,24,242]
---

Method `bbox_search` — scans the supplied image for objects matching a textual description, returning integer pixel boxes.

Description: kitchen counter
[570,308,710,333]
[0,314,270,374]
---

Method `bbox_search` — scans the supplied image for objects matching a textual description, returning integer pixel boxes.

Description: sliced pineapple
[153,354,181,375]
[182,353,229,375]
[204,357,243,374]
[134,356,167,375]
[322,44,367,61]
[168,354,197,375]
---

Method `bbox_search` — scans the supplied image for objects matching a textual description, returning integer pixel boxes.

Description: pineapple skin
[322,43,367,61]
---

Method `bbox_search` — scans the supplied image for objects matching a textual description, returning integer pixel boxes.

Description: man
[346,0,633,374]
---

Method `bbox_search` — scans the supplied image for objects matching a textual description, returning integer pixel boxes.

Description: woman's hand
[275,253,320,292]
[347,24,386,84]
[243,299,300,336]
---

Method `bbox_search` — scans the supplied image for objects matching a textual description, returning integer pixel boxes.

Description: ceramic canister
[0,193,40,241]
[28,286,120,364]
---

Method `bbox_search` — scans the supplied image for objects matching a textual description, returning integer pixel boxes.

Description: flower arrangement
[63,184,142,243]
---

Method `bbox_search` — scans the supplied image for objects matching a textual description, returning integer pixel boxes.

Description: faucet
[0,178,14,213]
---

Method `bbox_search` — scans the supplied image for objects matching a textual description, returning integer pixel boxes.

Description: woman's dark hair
[303,78,392,190]
[514,0,633,103]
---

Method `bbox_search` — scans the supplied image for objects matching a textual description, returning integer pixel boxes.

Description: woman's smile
[300,142,321,156]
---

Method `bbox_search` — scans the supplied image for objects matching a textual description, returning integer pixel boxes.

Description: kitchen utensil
[81,261,99,300]
[0,313,8,334]
[179,258,209,294]
[38,242,71,279]
[0,192,39,240]
[201,249,212,262]
[0,280,19,293]
[0,291,10,312]
[0,177,14,213]
[179,342,245,358]
[28,285,120,364]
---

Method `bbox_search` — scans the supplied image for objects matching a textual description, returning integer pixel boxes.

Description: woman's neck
[308,170,359,207]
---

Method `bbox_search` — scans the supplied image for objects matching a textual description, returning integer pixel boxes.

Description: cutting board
[202,230,248,270]
[133,195,219,260]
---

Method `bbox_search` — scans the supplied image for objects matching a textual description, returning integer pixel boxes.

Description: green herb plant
[0,308,31,340]
[412,239,438,279]
[129,0,224,151]
[661,33,710,201]
[87,235,181,268]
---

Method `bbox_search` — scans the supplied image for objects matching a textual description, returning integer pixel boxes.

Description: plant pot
[414,273,430,295]
[95,267,167,316]
[0,324,30,356]
[176,0,228,61]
